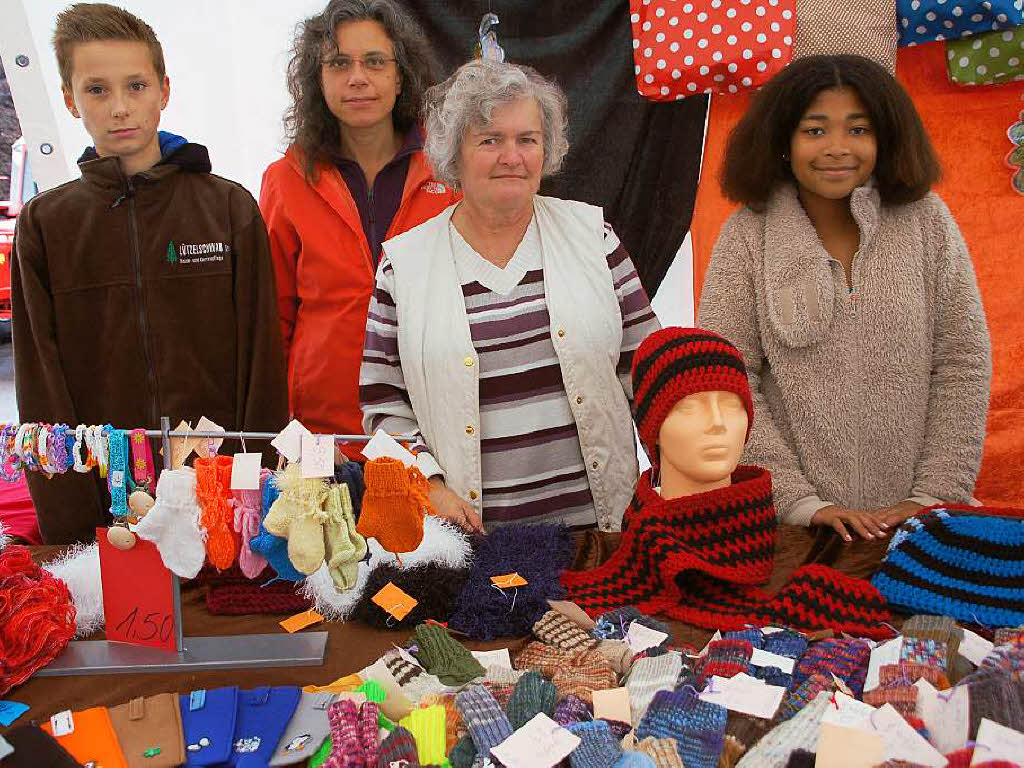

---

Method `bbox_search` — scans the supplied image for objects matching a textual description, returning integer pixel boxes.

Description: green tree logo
[166,241,178,264]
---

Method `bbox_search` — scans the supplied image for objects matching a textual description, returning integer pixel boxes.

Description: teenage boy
[12,3,288,543]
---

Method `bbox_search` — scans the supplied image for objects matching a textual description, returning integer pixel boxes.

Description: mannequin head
[632,327,755,499]
[658,390,749,498]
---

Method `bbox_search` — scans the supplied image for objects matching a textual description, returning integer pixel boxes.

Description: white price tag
[871,703,946,766]
[820,692,875,730]
[971,718,1024,765]
[361,429,417,468]
[50,709,74,737]
[230,452,263,490]
[301,433,334,478]
[627,622,669,653]
[490,713,580,768]
[749,647,796,674]
[271,419,310,463]
[699,673,786,719]
[696,630,722,657]
[864,636,902,692]
[914,678,968,755]
[195,416,225,458]
[958,628,994,666]
[472,648,513,669]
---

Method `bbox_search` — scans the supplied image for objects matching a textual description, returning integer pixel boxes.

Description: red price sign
[97,528,179,651]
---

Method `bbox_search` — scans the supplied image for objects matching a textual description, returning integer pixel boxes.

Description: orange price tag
[279,609,324,633]
[490,573,528,588]
[371,582,418,620]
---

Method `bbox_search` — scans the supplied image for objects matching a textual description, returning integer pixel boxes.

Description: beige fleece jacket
[698,183,991,526]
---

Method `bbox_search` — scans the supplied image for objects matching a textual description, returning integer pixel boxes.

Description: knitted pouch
[108,693,185,768]
[947,26,1024,85]
[872,512,1024,627]
[630,0,796,100]
[898,0,1024,46]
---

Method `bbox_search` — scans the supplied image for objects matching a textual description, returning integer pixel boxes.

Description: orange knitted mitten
[355,457,435,554]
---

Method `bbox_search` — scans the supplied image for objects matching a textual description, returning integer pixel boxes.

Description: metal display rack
[36,417,400,676]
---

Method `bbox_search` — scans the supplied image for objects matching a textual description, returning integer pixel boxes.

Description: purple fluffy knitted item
[447,524,573,641]
[351,562,469,630]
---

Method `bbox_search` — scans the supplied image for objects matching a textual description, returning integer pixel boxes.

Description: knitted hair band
[630,327,754,460]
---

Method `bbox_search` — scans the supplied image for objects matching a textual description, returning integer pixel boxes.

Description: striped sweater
[361,217,659,528]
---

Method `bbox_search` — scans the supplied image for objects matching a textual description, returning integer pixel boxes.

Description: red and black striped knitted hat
[631,327,755,457]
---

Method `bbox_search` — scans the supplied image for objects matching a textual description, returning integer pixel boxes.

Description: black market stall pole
[37,416,415,677]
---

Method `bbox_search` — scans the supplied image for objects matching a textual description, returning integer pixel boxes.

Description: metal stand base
[36,632,328,676]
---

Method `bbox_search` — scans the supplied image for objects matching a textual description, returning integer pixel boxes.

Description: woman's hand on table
[428,477,485,533]
[811,505,890,542]
[871,500,924,528]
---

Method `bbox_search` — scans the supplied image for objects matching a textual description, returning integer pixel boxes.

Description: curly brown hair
[721,55,941,210]
[284,0,438,182]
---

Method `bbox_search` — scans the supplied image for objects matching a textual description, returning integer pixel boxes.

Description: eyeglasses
[324,54,396,73]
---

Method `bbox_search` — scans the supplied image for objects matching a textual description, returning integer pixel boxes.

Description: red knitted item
[631,327,755,456]
[562,468,892,638]
[0,545,76,694]
[205,582,311,615]
[195,455,239,570]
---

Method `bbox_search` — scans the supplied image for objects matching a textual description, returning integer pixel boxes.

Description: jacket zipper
[849,250,862,507]
[367,185,376,267]
[125,177,161,427]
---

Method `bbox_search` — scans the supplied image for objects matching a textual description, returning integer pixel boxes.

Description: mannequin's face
[657,390,748,498]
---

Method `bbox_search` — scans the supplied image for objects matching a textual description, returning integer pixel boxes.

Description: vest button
[464,357,474,367]
[592,461,599,469]
[469,490,478,500]
[465,425,475,435]
[576,396,583,405]
[557,328,566,338]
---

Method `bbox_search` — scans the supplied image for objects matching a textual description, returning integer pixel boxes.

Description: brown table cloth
[2,526,890,730]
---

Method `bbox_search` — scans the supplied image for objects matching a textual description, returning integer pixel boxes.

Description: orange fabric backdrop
[690,43,1024,505]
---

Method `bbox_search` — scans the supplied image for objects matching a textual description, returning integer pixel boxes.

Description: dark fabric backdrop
[400,0,708,297]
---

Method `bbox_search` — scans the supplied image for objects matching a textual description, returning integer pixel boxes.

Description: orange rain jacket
[259,146,458,454]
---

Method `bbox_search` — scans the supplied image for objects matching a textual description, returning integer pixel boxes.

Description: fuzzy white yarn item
[0,519,9,551]
[43,542,104,638]
[136,467,207,579]
[300,513,473,621]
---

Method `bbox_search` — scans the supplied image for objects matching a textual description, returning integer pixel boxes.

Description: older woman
[359,60,660,533]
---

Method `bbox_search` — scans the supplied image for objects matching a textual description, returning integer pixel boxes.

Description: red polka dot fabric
[629,0,797,101]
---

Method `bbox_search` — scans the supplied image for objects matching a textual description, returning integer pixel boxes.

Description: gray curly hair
[423,60,570,189]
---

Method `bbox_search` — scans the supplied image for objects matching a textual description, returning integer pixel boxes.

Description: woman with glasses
[260,0,458,451]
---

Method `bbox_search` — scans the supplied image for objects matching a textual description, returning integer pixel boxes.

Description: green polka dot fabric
[946,25,1024,84]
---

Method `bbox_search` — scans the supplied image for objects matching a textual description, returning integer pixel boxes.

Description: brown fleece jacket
[698,183,991,525]
[12,142,287,543]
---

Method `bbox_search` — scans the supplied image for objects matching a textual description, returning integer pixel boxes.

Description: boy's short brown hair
[53,3,165,88]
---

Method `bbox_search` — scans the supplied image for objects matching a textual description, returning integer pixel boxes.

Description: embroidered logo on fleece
[421,181,447,194]
[166,240,231,265]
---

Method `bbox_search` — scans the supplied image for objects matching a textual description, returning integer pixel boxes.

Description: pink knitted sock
[231,487,268,579]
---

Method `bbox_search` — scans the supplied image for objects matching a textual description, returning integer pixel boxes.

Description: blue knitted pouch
[872,512,1024,627]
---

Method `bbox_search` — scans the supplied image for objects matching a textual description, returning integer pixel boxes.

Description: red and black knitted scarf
[562,467,892,638]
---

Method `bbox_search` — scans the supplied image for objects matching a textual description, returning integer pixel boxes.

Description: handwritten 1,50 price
[114,607,173,643]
